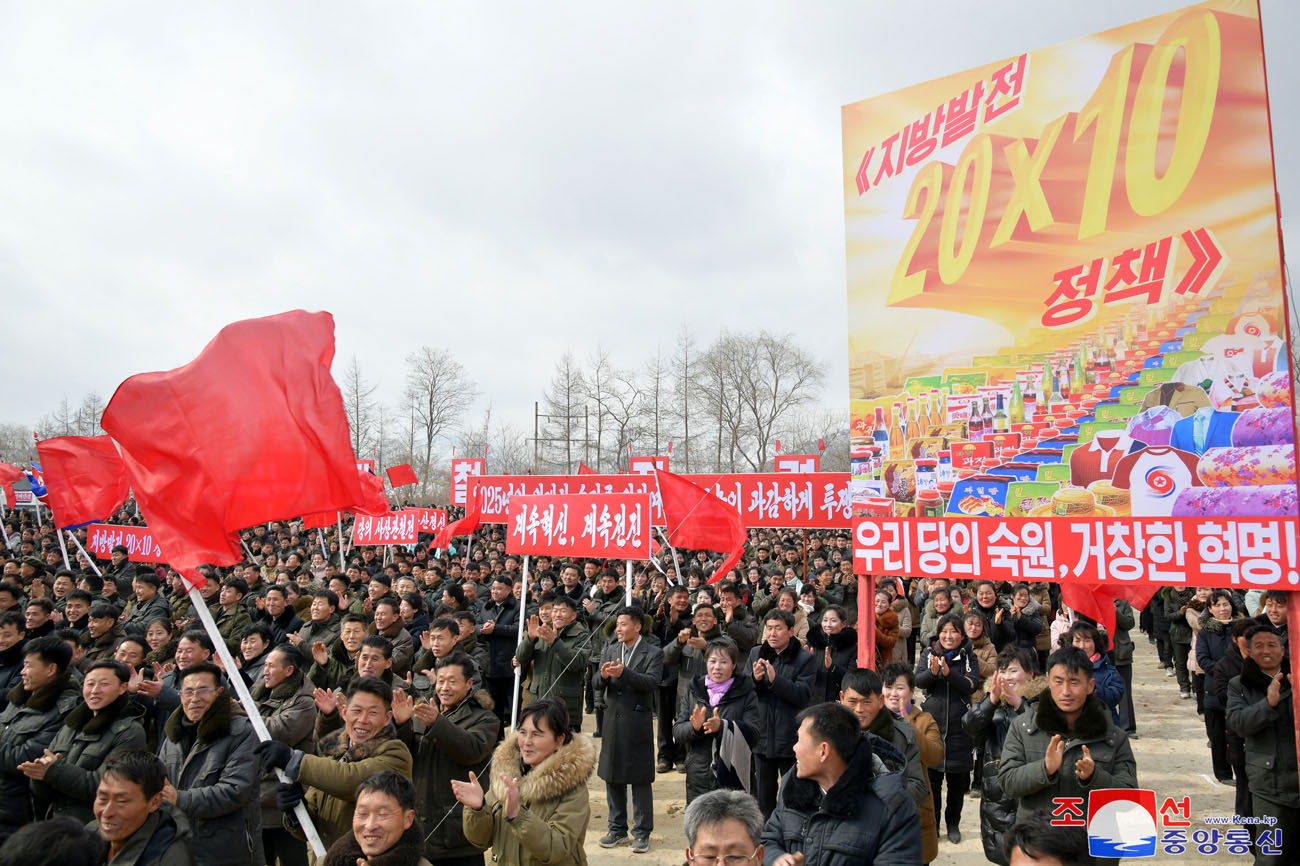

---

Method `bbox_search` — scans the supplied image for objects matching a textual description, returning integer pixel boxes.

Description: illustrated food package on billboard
[844,0,1298,586]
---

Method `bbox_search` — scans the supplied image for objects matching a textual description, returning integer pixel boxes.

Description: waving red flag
[35,435,129,528]
[386,464,418,488]
[101,311,365,583]
[655,469,745,584]
[0,463,23,511]
[431,488,482,551]
[577,463,597,475]
[1060,583,1117,638]
[301,510,337,530]
[352,468,390,517]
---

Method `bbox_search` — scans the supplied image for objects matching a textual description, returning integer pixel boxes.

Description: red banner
[628,455,669,475]
[853,515,1300,589]
[353,512,417,546]
[451,458,486,506]
[410,507,447,534]
[468,472,852,529]
[85,524,164,562]
[775,455,821,474]
[506,492,652,559]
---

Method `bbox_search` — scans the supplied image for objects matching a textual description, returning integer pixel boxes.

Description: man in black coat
[596,607,663,854]
[652,585,692,773]
[477,574,519,726]
[747,608,817,819]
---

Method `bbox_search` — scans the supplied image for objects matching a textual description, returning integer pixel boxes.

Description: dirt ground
[577,635,1255,866]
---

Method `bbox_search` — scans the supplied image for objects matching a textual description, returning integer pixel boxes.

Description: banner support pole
[510,555,530,732]
[625,560,633,606]
[337,513,346,570]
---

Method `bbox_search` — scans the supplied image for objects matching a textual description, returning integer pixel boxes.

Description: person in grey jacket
[0,636,80,843]
[157,662,263,866]
[1226,625,1298,864]
[89,748,196,866]
[121,573,173,638]
[252,645,316,866]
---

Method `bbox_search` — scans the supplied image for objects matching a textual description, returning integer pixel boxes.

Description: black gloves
[276,782,304,811]
[255,740,293,771]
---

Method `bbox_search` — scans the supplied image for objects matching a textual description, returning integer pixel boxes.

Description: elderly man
[683,790,765,866]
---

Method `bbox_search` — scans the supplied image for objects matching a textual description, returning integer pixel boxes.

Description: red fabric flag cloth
[0,463,23,510]
[35,435,129,528]
[577,463,597,475]
[352,468,390,516]
[1060,582,1116,638]
[386,464,418,488]
[655,469,746,585]
[101,311,365,584]
[431,488,481,550]
[301,510,337,530]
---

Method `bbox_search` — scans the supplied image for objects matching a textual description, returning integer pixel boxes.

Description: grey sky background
[4,1,1295,439]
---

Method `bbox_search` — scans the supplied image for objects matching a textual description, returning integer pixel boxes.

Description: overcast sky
[5,1,1296,441]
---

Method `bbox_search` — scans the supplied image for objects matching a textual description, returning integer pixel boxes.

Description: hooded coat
[672,673,759,802]
[0,672,80,837]
[86,803,195,866]
[746,638,817,759]
[157,692,264,866]
[462,731,596,866]
[962,676,1048,865]
[33,693,148,823]
[914,637,979,772]
[1227,656,1298,807]
[761,733,922,866]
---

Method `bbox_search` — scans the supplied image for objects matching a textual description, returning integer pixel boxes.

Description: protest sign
[85,524,164,562]
[506,492,651,559]
[628,455,669,475]
[410,507,447,534]
[352,512,417,545]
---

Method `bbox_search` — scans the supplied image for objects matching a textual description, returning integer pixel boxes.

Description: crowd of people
[0,503,1295,866]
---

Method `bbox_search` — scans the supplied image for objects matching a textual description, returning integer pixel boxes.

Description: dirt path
[576,635,1255,865]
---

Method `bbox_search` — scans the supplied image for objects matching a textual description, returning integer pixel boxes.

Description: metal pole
[66,531,102,577]
[510,555,530,732]
[534,401,540,475]
[56,526,71,570]
[625,560,633,606]
[186,584,327,857]
[337,513,346,570]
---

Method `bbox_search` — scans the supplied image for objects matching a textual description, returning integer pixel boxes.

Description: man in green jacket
[516,596,590,732]
[997,646,1137,819]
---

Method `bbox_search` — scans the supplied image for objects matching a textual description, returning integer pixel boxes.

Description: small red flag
[101,311,366,585]
[0,463,23,511]
[386,464,418,488]
[301,510,336,530]
[667,441,674,454]
[818,438,826,452]
[774,439,782,454]
[36,435,129,529]
[431,488,482,550]
[353,468,390,516]
[655,469,745,584]
[1060,582,1116,638]
[577,463,597,475]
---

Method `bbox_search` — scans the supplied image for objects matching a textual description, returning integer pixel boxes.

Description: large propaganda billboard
[845,0,1298,588]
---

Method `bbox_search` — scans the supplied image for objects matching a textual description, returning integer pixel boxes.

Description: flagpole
[510,555,530,732]
[65,531,103,577]
[317,528,327,558]
[337,513,346,570]
[625,560,633,606]
[56,525,72,570]
[185,583,327,857]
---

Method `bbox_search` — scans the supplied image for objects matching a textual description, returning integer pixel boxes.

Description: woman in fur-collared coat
[461,698,595,866]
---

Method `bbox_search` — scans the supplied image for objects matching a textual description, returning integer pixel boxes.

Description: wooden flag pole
[65,531,103,577]
[510,555,531,732]
[186,583,327,857]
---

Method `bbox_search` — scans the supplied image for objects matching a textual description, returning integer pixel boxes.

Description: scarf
[706,676,734,707]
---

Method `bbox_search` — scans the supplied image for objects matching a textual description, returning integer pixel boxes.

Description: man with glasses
[682,789,764,866]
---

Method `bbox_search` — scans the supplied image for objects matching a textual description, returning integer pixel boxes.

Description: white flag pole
[56,526,72,570]
[185,582,327,857]
[625,560,633,606]
[510,555,530,732]
[65,531,102,577]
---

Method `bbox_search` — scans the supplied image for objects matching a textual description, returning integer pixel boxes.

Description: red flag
[577,463,597,475]
[1060,582,1116,638]
[101,311,366,585]
[0,463,23,511]
[353,469,390,516]
[655,469,745,585]
[775,439,782,454]
[301,510,336,530]
[818,438,826,452]
[431,488,481,550]
[667,441,674,454]
[35,435,129,528]
[386,464,418,488]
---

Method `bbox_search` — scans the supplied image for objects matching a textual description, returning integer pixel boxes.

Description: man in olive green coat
[516,597,590,732]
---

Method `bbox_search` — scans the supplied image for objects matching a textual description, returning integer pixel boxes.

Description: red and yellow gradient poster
[845,0,1300,588]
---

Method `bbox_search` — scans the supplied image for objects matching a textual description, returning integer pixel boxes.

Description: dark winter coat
[998,691,1137,818]
[1090,653,1124,723]
[1111,601,1135,667]
[1227,657,1298,807]
[1212,646,1245,729]
[257,608,304,645]
[516,619,590,727]
[914,638,980,772]
[0,673,80,837]
[1195,615,1240,713]
[1008,600,1044,654]
[252,670,317,830]
[663,623,724,718]
[761,733,922,866]
[597,632,664,786]
[480,593,520,678]
[746,638,817,759]
[0,641,24,712]
[972,600,1014,650]
[86,803,195,866]
[1164,587,1196,644]
[805,626,859,703]
[33,693,147,823]
[962,676,1048,865]
[863,704,929,811]
[157,692,264,866]
[719,607,759,656]
[671,673,759,803]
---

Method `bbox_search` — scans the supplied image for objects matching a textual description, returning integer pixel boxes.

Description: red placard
[506,492,651,559]
[85,524,164,562]
[853,515,1300,589]
[628,455,669,475]
[468,472,852,529]
[450,458,486,506]
[410,508,447,534]
[774,455,821,474]
[353,512,417,546]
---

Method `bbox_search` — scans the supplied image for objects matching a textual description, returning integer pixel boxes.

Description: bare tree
[404,347,477,497]
[341,355,379,458]
[671,326,696,472]
[604,369,642,471]
[583,346,615,472]
[541,353,585,474]
[0,424,35,464]
[643,348,667,456]
[75,392,106,436]
[37,398,76,438]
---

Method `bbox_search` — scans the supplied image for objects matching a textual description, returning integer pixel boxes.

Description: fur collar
[1198,614,1240,635]
[164,690,233,744]
[488,732,595,805]
[63,693,140,735]
[252,669,307,703]
[317,720,398,760]
[779,734,877,816]
[1010,675,1049,704]
[0,640,24,668]
[1033,692,1110,740]
[867,731,907,776]
[1240,656,1291,691]
[759,637,804,663]
[322,823,425,866]
[7,672,72,712]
